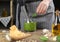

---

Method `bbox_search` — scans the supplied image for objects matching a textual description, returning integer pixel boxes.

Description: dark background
[0,0,16,29]
[53,0,60,10]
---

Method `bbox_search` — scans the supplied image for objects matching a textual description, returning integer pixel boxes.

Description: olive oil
[52,25,60,36]
[2,8,8,17]
[52,10,60,36]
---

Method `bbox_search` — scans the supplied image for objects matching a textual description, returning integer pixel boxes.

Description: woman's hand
[36,0,51,14]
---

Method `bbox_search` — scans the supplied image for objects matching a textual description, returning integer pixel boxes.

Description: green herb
[32,13,37,17]
[40,36,48,42]
[57,35,60,42]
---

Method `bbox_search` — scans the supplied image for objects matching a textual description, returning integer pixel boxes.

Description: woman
[16,0,55,30]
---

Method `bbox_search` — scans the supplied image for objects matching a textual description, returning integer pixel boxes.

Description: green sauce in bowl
[24,22,36,32]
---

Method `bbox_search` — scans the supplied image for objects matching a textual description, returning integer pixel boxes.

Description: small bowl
[24,22,36,32]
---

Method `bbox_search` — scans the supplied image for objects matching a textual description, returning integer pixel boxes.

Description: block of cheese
[9,25,31,40]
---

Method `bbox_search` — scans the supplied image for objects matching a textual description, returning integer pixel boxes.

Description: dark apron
[16,0,41,29]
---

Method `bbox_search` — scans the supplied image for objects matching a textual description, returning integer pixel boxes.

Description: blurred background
[0,0,60,29]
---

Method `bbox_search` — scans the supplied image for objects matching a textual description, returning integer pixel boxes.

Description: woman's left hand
[36,0,50,14]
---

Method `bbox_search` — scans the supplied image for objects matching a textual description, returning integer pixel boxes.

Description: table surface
[0,29,56,42]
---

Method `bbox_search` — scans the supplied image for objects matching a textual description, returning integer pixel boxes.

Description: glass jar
[24,21,36,32]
